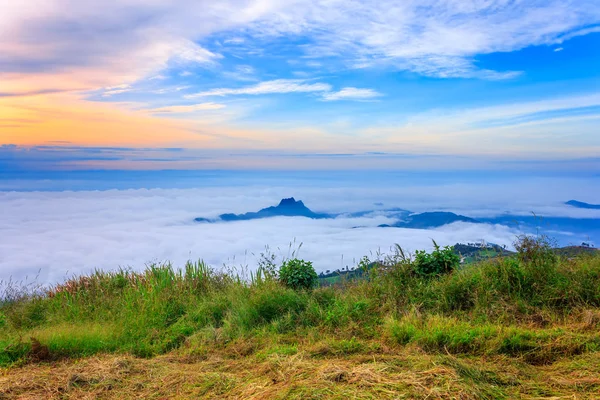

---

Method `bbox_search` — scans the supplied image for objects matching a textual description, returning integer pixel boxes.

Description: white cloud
[235,65,255,75]
[410,93,600,127]
[151,86,192,94]
[224,37,246,45]
[1,178,598,284]
[166,39,221,65]
[305,61,323,68]
[356,92,600,154]
[186,81,381,101]
[0,188,507,284]
[554,47,564,52]
[102,84,132,97]
[185,79,332,98]
[322,87,382,101]
[3,0,599,88]
[147,103,226,114]
[242,0,600,78]
[556,25,600,43]
[222,65,258,81]
[149,74,168,81]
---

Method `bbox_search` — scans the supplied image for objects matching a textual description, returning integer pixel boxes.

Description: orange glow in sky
[0,94,208,147]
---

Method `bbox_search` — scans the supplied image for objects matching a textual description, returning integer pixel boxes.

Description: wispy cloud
[147,103,226,114]
[322,87,382,101]
[243,0,600,78]
[148,75,168,81]
[0,88,71,98]
[167,39,222,66]
[222,65,258,81]
[223,37,246,45]
[186,80,382,102]
[2,0,600,159]
[556,25,600,43]
[185,79,332,98]
[151,86,192,95]
[102,84,132,97]
[360,92,600,156]
[433,93,600,127]
[3,0,599,85]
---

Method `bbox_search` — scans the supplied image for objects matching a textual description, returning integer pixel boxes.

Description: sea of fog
[1,170,598,284]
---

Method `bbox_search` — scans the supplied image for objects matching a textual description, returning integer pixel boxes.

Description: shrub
[413,243,460,277]
[279,259,318,290]
[514,234,557,266]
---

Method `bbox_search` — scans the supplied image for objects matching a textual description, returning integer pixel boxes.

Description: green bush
[413,243,460,277]
[279,258,318,290]
[514,234,557,266]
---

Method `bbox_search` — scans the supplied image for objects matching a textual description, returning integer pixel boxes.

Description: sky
[1,1,600,284]
[2,0,600,170]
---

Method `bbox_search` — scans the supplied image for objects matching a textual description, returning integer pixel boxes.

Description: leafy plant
[413,241,460,277]
[278,258,318,290]
[357,256,372,271]
[254,245,279,279]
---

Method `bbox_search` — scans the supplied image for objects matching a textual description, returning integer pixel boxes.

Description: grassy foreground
[2,238,600,399]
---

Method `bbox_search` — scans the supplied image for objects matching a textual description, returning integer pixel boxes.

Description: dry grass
[2,343,600,399]
[2,246,600,398]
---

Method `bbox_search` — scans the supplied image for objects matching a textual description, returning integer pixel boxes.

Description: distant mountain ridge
[566,200,600,210]
[195,197,331,222]
[380,211,479,229]
[195,198,476,229]
[194,198,599,246]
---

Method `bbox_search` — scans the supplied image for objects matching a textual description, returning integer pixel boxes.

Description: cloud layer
[2,178,598,284]
[186,79,332,98]
[3,0,598,83]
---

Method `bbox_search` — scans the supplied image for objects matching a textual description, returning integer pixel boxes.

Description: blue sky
[1,0,600,170]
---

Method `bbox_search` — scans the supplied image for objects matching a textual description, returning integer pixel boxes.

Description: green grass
[386,314,600,362]
[1,238,600,376]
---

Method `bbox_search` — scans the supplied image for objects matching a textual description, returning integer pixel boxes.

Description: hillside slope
[2,242,600,399]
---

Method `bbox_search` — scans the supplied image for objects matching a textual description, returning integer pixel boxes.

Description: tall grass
[1,236,600,367]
